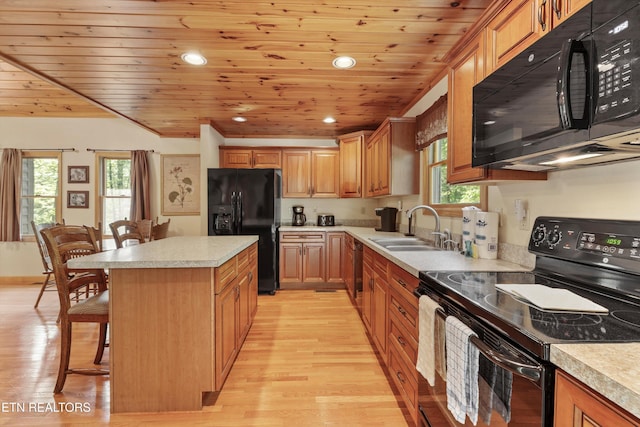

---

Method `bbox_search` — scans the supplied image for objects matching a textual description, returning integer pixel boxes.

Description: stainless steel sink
[369,237,439,252]
[382,245,440,252]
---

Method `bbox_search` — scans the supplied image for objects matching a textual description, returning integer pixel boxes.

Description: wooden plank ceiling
[0,0,493,139]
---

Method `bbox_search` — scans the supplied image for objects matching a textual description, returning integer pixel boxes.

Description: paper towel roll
[475,211,499,259]
[461,206,481,244]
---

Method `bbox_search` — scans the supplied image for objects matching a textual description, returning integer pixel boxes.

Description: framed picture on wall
[67,191,89,208]
[68,165,89,183]
[161,154,200,216]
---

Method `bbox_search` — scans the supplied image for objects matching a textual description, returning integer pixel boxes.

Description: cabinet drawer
[389,314,418,366]
[215,255,237,294]
[280,232,326,243]
[388,345,419,424]
[389,287,418,340]
[388,262,419,301]
[237,246,250,274]
[373,253,388,279]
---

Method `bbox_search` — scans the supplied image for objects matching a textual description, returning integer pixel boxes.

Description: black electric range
[417,216,640,361]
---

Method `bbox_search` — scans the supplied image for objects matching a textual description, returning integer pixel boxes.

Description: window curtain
[416,94,448,151]
[0,148,22,241]
[129,150,151,221]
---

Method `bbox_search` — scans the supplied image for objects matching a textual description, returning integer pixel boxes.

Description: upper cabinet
[219,147,282,169]
[338,131,371,198]
[365,118,418,197]
[485,0,591,74]
[282,149,340,198]
[447,2,549,184]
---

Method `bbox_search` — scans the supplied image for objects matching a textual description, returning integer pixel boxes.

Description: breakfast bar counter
[68,235,259,413]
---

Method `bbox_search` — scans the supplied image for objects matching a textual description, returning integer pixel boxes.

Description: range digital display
[579,232,640,260]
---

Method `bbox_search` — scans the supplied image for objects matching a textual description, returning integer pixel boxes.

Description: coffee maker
[375,207,398,232]
[292,205,306,226]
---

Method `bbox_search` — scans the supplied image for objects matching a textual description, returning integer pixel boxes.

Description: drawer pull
[397,278,407,288]
[397,336,406,347]
[396,371,405,384]
[538,0,547,31]
[397,305,407,316]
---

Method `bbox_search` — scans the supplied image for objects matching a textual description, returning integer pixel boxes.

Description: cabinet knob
[396,371,405,384]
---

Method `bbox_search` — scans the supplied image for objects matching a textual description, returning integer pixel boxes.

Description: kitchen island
[68,235,258,414]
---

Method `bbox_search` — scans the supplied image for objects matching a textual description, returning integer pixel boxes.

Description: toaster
[317,214,335,226]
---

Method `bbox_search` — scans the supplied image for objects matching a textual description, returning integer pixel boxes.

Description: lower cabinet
[279,230,344,289]
[361,246,421,426]
[214,243,257,390]
[555,370,640,427]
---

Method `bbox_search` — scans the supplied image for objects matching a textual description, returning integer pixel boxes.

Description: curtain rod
[2,148,76,152]
[86,148,156,153]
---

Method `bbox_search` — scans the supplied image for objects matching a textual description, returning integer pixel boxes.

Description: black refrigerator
[207,168,281,294]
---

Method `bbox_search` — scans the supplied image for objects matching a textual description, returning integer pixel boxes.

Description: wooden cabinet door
[282,150,311,198]
[364,138,376,197]
[326,232,344,284]
[339,133,364,198]
[486,0,550,74]
[252,149,282,169]
[237,268,251,342]
[220,149,252,168]
[555,370,639,427]
[361,251,374,333]
[279,242,303,283]
[248,246,258,317]
[302,242,325,282]
[311,150,340,198]
[376,126,391,196]
[343,236,354,298]
[215,279,239,390]
[447,33,488,184]
[372,271,388,361]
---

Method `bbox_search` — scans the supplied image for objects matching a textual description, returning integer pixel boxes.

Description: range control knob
[547,229,562,248]
[532,225,547,246]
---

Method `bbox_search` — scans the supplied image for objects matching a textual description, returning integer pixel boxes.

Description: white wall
[0,117,201,277]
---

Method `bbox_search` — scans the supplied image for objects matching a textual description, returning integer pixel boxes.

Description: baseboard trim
[0,276,42,285]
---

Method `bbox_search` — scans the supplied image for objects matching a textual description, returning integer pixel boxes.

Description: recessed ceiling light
[181,52,207,66]
[323,117,336,124]
[332,56,356,69]
[233,116,247,122]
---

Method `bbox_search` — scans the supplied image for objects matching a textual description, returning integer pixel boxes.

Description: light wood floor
[0,283,410,426]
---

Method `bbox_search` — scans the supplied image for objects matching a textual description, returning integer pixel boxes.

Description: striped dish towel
[445,316,479,425]
[416,295,441,386]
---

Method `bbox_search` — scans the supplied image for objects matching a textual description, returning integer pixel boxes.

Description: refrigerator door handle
[237,191,243,233]
[231,191,238,234]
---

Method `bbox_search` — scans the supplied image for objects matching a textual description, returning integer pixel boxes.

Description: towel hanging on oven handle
[436,308,542,385]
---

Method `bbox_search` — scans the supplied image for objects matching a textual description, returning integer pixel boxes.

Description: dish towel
[434,313,447,379]
[478,353,513,423]
[445,316,479,425]
[416,295,441,386]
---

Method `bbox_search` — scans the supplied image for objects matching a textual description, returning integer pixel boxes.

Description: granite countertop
[280,225,527,276]
[67,235,258,269]
[551,343,640,419]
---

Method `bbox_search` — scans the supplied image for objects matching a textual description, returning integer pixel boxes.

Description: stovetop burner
[611,310,640,329]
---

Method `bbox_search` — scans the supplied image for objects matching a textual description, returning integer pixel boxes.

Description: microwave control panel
[593,6,640,123]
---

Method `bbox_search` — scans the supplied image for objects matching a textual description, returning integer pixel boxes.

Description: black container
[375,207,397,232]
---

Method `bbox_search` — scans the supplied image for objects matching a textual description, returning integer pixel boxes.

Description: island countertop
[68,235,258,269]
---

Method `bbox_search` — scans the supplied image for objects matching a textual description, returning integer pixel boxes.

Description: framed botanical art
[67,191,89,208]
[68,165,89,183]
[161,154,200,215]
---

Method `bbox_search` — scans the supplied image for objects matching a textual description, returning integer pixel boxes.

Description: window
[97,153,131,235]
[20,151,61,236]
[423,138,485,216]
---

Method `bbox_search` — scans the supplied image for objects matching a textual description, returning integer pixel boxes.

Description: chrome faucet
[405,204,441,245]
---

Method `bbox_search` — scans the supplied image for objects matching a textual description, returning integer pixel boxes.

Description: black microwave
[472,0,640,171]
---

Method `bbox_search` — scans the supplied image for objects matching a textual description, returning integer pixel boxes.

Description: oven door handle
[434,307,543,385]
[469,335,542,385]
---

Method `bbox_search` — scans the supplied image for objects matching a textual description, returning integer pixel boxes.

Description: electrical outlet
[397,200,403,211]
[519,217,529,231]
